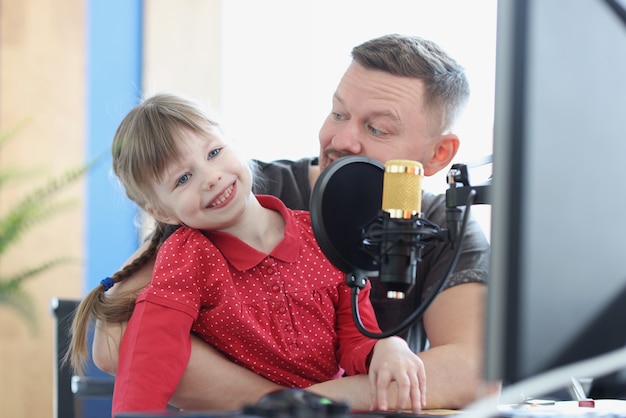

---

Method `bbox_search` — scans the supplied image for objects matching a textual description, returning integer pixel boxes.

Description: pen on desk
[570,376,595,408]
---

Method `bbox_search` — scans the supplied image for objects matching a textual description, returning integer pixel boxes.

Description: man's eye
[368,125,385,135]
[176,174,190,186]
[208,147,222,159]
[332,111,345,121]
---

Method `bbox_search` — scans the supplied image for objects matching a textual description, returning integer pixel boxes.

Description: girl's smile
[207,182,235,209]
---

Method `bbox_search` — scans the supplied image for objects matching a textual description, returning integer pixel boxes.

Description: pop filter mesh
[310,156,384,274]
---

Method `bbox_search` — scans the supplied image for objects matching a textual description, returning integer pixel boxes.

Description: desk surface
[115,400,626,418]
[115,409,459,418]
[496,399,626,417]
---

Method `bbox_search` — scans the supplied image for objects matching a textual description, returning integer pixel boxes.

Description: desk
[496,399,626,417]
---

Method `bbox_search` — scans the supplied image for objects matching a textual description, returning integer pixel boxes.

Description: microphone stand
[446,163,491,245]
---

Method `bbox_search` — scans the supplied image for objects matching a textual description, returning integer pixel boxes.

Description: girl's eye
[208,147,222,159]
[176,174,190,187]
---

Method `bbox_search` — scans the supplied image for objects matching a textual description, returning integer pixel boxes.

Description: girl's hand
[368,336,427,413]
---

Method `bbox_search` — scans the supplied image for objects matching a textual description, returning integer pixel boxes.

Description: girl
[68,93,425,415]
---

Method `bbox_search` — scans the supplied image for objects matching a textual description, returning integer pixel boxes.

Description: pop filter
[310,156,384,275]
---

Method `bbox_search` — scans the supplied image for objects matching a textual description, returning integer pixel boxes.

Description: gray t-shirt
[253,156,490,352]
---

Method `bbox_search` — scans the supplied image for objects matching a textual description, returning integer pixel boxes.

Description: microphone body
[382,160,423,218]
[378,160,424,299]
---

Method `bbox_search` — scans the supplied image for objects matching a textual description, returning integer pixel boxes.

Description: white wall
[220,0,497,235]
[220,0,498,196]
[143,0,498,236]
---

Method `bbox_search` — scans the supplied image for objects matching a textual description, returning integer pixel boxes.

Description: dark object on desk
[116,412,242,417]
[243,388,350,418]
[246,388,449,418]
[351,411,456,418]
[116,389,347,418]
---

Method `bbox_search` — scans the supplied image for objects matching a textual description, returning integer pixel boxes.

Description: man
[92,33,491,411]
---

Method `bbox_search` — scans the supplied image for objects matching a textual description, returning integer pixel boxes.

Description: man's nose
[330,123,363,154]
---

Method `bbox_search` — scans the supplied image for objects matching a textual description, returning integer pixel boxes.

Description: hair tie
[100,277,115,291]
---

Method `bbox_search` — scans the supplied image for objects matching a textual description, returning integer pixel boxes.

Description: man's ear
[145,203,177,225]
[423,133,460,176]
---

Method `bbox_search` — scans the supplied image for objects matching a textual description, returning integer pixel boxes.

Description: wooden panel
[0,0,86,417]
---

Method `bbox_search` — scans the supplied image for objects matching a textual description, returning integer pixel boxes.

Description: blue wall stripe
[85,0,143,291]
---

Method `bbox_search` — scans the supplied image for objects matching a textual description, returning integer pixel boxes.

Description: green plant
[0,122,97,332]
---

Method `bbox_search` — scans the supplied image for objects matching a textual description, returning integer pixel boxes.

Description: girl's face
[146,129,253,232]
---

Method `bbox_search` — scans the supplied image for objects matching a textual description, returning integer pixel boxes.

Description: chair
[51,297,114,418]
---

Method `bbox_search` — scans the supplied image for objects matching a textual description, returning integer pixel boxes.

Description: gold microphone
[382,160,424,219]
[378,160,425,299]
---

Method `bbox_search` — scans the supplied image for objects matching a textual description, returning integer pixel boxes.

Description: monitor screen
[485,0,626,395]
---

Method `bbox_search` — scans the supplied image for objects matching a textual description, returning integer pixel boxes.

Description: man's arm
[164,336,402,411]
[168,334,282,410]
[312,282,500,411]
[113,301,194,413]
[416,282,498,409]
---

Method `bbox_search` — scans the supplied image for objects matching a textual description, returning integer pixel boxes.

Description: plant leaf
[0,199,78,255]
[0,284,37,333]
[0,121,101,332]
[0,257,77,286]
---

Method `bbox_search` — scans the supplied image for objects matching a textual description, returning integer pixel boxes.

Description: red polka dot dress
[113,195,381,414]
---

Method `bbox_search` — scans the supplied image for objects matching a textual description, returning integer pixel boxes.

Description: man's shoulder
[422,191,446,217]
[253,156,318,211]
[253,156,318,174]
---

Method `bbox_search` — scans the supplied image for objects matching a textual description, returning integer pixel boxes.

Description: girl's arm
[368,336,426,413]
[113,300,193,414]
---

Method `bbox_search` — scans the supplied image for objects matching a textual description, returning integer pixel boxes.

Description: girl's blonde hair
[66,93,221,375]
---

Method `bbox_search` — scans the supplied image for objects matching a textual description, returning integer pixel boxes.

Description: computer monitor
[485,0,626,398]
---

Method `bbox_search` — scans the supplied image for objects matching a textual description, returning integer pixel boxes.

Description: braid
[98,222,179,322]
[65,221,179,375]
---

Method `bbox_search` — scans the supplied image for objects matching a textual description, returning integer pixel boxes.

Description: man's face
[318,62,445,176]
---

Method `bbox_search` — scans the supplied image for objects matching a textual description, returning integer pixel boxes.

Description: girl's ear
[422,133,460,176]
[145,203,177,225]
